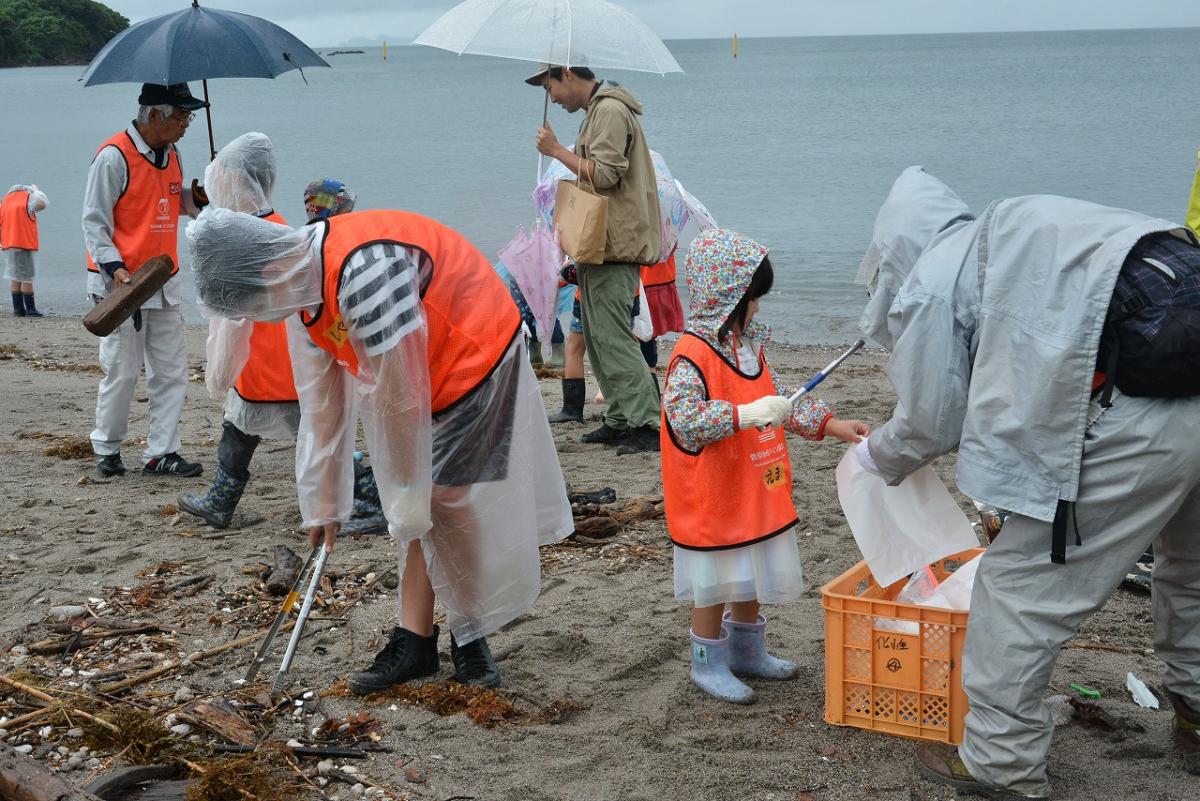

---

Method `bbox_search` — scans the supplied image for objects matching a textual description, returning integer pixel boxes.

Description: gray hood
[857,166,974,349]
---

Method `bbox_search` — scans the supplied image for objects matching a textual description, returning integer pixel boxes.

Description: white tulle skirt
[673,527,805,608]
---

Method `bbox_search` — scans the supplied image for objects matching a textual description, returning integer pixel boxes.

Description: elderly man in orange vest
[1,184,49,317]
[187,155,572,690]
[83,83,209,479]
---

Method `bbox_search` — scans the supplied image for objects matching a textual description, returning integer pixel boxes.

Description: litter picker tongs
[788,340,866,404]
[243,545,330,697]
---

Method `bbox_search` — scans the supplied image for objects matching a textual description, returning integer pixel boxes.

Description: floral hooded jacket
[663,229,831,452]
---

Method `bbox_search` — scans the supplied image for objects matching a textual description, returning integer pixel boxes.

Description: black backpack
[1097,230,1200,405]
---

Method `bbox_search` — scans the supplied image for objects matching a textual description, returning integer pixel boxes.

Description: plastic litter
[1069,682,1102,700]
[877,553,982,634]
[1125,672,1160,709]
[1045,694,1074,726]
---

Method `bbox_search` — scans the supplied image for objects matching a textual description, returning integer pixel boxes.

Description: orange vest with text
[0,190,38,250]
[641,247,677,288]
[234,212,299,403]
[85,131,181,275]
[302,210,522,414]
[661,333,798,550]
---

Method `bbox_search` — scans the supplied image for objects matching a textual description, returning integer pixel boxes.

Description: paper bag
[553,178,607,265]
[835,445,979,587]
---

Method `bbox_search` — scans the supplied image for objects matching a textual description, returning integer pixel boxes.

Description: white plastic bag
[632,282,654,342]
[836,445,979,587]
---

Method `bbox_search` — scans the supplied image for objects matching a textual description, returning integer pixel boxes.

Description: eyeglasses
[170,110,196,124]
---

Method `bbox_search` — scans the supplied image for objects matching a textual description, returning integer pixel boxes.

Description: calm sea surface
[2,27,1198,342]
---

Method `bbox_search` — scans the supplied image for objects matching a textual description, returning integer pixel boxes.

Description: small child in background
[661,229,869,704]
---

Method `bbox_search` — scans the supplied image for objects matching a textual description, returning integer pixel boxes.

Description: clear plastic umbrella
[413,0,683,76]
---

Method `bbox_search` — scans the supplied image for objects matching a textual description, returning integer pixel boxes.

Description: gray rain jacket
[860,166,1185,522]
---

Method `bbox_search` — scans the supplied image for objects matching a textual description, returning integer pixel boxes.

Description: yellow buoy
[732,33,738,59]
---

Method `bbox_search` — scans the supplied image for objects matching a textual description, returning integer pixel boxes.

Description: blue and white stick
[788,340,866,405]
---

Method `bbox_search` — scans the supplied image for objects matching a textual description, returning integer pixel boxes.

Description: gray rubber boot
[690,629,756,704]
[722,612,798,679]
[179,465,247,529]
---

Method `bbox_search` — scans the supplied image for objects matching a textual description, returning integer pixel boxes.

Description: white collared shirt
[82,123,199,308]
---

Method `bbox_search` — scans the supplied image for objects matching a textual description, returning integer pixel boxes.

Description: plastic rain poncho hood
[862,167,1185,522]
[188,207,322,322]
[204,132,277,216]
[684,228,769,347]
[856,166,974,350]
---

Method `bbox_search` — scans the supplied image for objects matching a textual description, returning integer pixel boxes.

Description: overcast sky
[102,1,1200,47]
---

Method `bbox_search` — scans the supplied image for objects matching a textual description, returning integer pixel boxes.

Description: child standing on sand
[660,229,869,704]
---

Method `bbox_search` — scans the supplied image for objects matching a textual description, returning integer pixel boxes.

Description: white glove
[737,395,792,429]
[855,438,882,476]
[382,486,432,540]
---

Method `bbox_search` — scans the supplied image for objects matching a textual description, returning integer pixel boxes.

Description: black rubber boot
[11,292,24,317]
[348,626,440,695]
[343,462,388,536]
[22,294,42,317]
[179,465,248,529]
[549,378,585,424]
[450,634,501,688]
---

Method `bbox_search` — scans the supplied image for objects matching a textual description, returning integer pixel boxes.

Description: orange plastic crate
[821,548,983,744]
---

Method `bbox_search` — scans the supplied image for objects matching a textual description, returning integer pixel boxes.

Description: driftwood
[82,255,174,337]
[265,545,303,596]
[0,743,106,801]
[31,625,163,655]
[178,698,257,746]
[98,621,295,694]
[571,495,663,523]
[572,517,621,542]
[0,674,119,733]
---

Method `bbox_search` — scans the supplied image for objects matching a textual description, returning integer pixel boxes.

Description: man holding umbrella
[530,62,664,454]
[83,83,209,478]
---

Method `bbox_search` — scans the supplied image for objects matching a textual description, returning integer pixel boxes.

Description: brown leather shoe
[914,743,1048,800]
[1165,688,1200,774]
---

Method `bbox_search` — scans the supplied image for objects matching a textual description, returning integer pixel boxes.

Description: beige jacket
[575,83,661,266]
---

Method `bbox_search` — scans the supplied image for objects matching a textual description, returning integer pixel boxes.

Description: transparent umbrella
[413,0,683,76]
[414,0,683,168]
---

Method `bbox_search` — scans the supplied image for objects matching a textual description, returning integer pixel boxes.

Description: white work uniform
[82,123,199,463]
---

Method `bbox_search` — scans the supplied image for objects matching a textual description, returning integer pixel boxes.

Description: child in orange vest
[661,229,869,703]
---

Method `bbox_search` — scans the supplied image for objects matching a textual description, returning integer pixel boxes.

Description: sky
[100,1,1200,47]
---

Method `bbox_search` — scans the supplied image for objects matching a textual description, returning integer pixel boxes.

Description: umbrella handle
[537,86,551,182]
[202,79,216,162]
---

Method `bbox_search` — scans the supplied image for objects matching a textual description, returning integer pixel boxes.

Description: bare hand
[308,522,339,554]
[113,267,131,284]
[536,125,560,157]
[826,418,870,444]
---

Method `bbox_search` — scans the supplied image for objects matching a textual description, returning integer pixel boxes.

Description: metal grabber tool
[244,546,319,684]
[270,545,330,698]
[788,340,866,404]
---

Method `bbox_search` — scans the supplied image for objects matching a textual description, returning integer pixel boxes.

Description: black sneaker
[450,634,501,688]
[581,423,628,444]
[142,453,203,477]
[615,425,661,455]
[347,626,440,696]
[96,453,125,477]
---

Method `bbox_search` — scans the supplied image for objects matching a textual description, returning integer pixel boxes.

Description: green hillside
[0,0,127,67]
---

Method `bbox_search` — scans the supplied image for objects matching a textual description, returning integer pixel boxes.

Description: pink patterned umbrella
[499,220,563,358]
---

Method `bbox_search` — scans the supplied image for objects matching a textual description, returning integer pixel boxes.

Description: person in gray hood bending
[855,166,1200,799]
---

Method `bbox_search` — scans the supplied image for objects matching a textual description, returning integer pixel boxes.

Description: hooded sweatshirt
[576,82,662,266]
[663,229,830,452]
[861,167,1184,522]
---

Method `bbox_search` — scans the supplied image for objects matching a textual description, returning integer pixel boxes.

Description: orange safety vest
[660,333,798,550]
[302,209,522,414]
[0,190,38,250]
[641,247,677,288]
[234,212,299,403]
[85,131,182,275]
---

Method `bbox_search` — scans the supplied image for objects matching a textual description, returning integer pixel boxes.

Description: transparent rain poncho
[188,207,323,322]
[193,133,302,437]
[204,132,277,216]
[193,197,572,644]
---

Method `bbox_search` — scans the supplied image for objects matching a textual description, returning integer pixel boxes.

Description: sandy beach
[0,314,1184,801]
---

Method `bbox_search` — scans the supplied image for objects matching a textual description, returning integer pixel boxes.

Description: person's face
[149,106,194,146]
[545,72,585,113]
[739,296,761,332]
